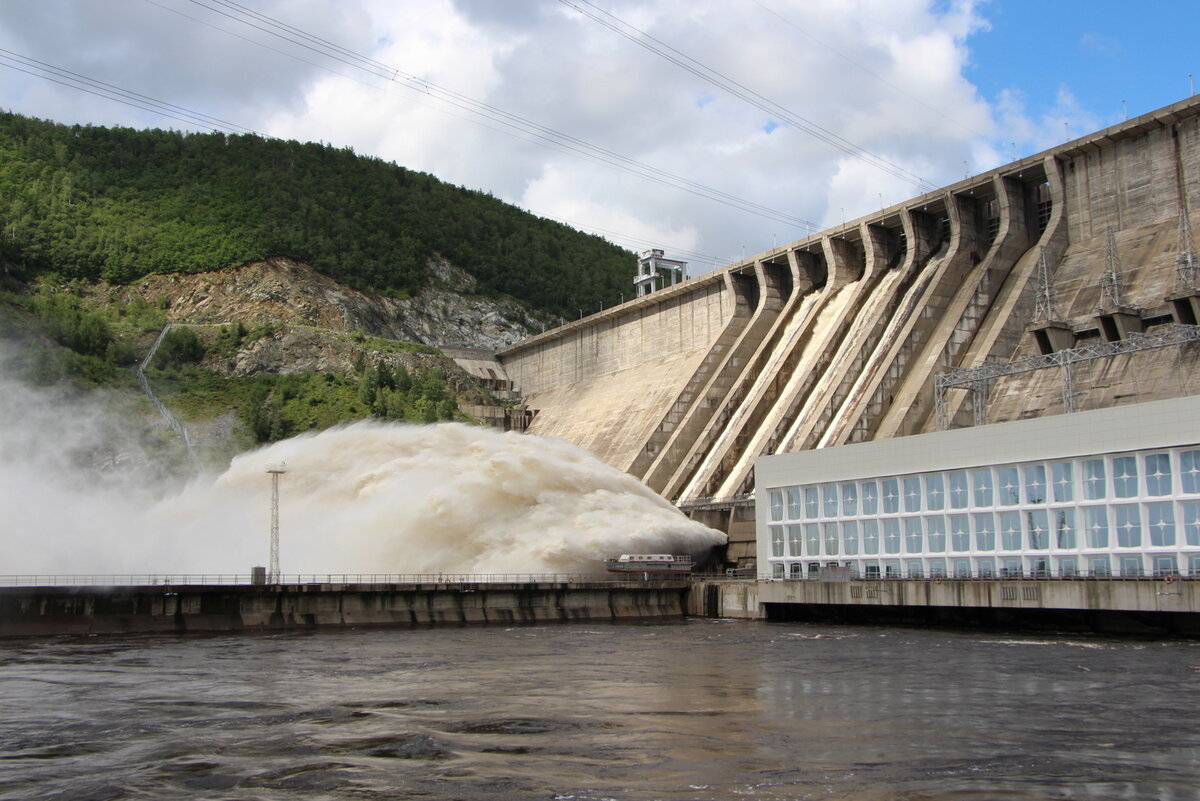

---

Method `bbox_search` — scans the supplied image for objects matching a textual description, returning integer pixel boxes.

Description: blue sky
[0,1,1197,271]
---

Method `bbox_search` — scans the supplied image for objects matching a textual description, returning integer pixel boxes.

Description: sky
[1,0,1197,275]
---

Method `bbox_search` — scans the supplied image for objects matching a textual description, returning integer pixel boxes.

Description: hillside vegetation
[0,112,633,317]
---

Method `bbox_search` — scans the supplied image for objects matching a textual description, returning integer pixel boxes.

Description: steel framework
[934,324,1200,430]
[1177,206,1199,295]
[266,463,287,583]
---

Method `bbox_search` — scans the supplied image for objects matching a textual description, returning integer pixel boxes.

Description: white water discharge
[0,371,724,575]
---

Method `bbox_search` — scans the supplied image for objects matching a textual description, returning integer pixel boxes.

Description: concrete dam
[482,95,1200,557]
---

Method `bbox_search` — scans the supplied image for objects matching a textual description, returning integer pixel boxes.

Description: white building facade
[756,396,1200,580]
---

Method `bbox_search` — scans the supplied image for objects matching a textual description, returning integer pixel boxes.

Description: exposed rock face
[106,256,535,349]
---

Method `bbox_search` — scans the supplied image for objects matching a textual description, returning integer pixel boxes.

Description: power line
[556,0,936,192]
[167,0,823,230]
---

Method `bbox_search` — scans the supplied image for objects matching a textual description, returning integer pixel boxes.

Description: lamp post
[266,463,287,583]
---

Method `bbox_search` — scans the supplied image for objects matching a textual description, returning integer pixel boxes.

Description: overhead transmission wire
[0,47,261,135]
[556,0,936,193]
[173,0,821,231]
[0,46,720,267]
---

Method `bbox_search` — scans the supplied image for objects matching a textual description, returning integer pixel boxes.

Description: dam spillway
[493,95,1200,522]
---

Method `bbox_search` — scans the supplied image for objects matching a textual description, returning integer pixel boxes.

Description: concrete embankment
[0,580,689,638]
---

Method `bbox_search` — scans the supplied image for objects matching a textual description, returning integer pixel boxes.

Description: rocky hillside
[95,256,539,352]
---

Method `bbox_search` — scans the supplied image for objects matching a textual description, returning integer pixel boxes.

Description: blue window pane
[1024,464,1047,504]
[929,559,947,578]
[883,519,902,554]
[926,474,945,511]
[861,481,878,514]
[972,469,993,506]
[1090,555,1111,576]
[1085,507,1109,548]
[926,516,946,552]
[1052,462,1074,502]
[999,511,1022,550]
[1115,504,1141,547]
[771,527,784,557]
[950,515,970,551]
[841,483,858,516]
[1055,509,1076,549]
[824,522,839,555]
[1083,459,1106,500]
[1144,453,1172,496]
[1112,456,1137,498]
[1184,501,1200,547]
[1059,557,1078,577]
[805,524,821,555]
[1182,450,1200,495]
[843,521,859,555]
[977,557,996,577]
[1147,503,1175,546]
[862,520,880,555]
[907,560,924,579]
[882,478,900,514]
[973,513,996,550]
[903,477,922,513]
[997,467,1020,505]
[786,489,802,519]
[948,471,968,509]
[805,487,820,518]
[1119,555,1143,577]
[823,485,839,517]
[769,491,784,521]
[904,517,923,553]
[788,525,803,556]
[1027,509,1050,550]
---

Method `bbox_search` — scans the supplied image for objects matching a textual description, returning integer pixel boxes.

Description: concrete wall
[0,581,689,638]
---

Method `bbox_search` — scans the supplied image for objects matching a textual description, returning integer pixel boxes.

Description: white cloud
[0,0,1111,276]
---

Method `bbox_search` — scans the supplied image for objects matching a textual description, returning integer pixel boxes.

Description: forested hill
[0,112,634,317]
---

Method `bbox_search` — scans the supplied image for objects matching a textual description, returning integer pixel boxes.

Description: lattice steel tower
[1032,246,1064,324]
[1176,206,1199,295]
[1098,226,1129,311]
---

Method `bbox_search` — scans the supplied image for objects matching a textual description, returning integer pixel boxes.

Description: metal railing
[742,571,1196,583]
[0,572,689,588]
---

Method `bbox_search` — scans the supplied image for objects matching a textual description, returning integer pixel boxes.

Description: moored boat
[603,554,694,574]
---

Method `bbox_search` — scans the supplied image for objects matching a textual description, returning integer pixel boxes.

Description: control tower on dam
[494,95,1200,536]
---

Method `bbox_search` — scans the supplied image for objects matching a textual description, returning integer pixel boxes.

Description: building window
[862,520,880,554]
[926,474,945,511]
[904,517,924,553]
[804,486,820,518]
[1055,509,1077,549]
[1112,456,1138,498]
[773,562,785,579]
[884,561,902,578]
[861,481,879,514]
[973,513,996,550]
[788,525,803,556]
[1115,504,1142,547]
[973,469,993,507]
[841,483,858,515]
[950,515,970,551]
[789,562,803,580]
[1052,461,1074,502]
[1147,503,1175,546]
[769,491,784,521]
[1181,450,1200,494]
[1152,554,1178,577]
[1189,554,1200,577]
[824,522,839,555]
[823,485,839,517]
[771,526,784,557]
[865,562,881,579]
[1184,501,1200,546]
[948,471,969,509]
[1002,557,1023,578]
[805,524,820,556]
[883,519,902,554]
[843,521,859,555]
[977,557,996,577]
[929,559,947,578]
[1090,555,1111,576]
[882,478,900,514]
[1027,509,1050,550]
[1119,555,1143,577]
[907,560,924,579]
[903,476,922,513]
[997,467,1020,505]
[1085,507,1110,548]
[1144,453,1172,496]
[1024,464,1047,504]
[808,562,820,578]
[1059,556,1078,577]
[786,488,802,520]
[999,511,1022,550]
[953,558,971,578]
[1083,459,1106,500]
[927,516,947,553]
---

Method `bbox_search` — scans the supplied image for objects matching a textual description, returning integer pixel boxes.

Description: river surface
[1,621,1198,801]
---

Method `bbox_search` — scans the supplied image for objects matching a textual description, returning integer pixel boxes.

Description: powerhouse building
[756,395,1200,580]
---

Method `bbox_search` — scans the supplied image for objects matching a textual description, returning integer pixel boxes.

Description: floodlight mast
[266,463,287,583]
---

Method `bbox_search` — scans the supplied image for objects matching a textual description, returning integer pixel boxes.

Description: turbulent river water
[2,621,1198,801]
